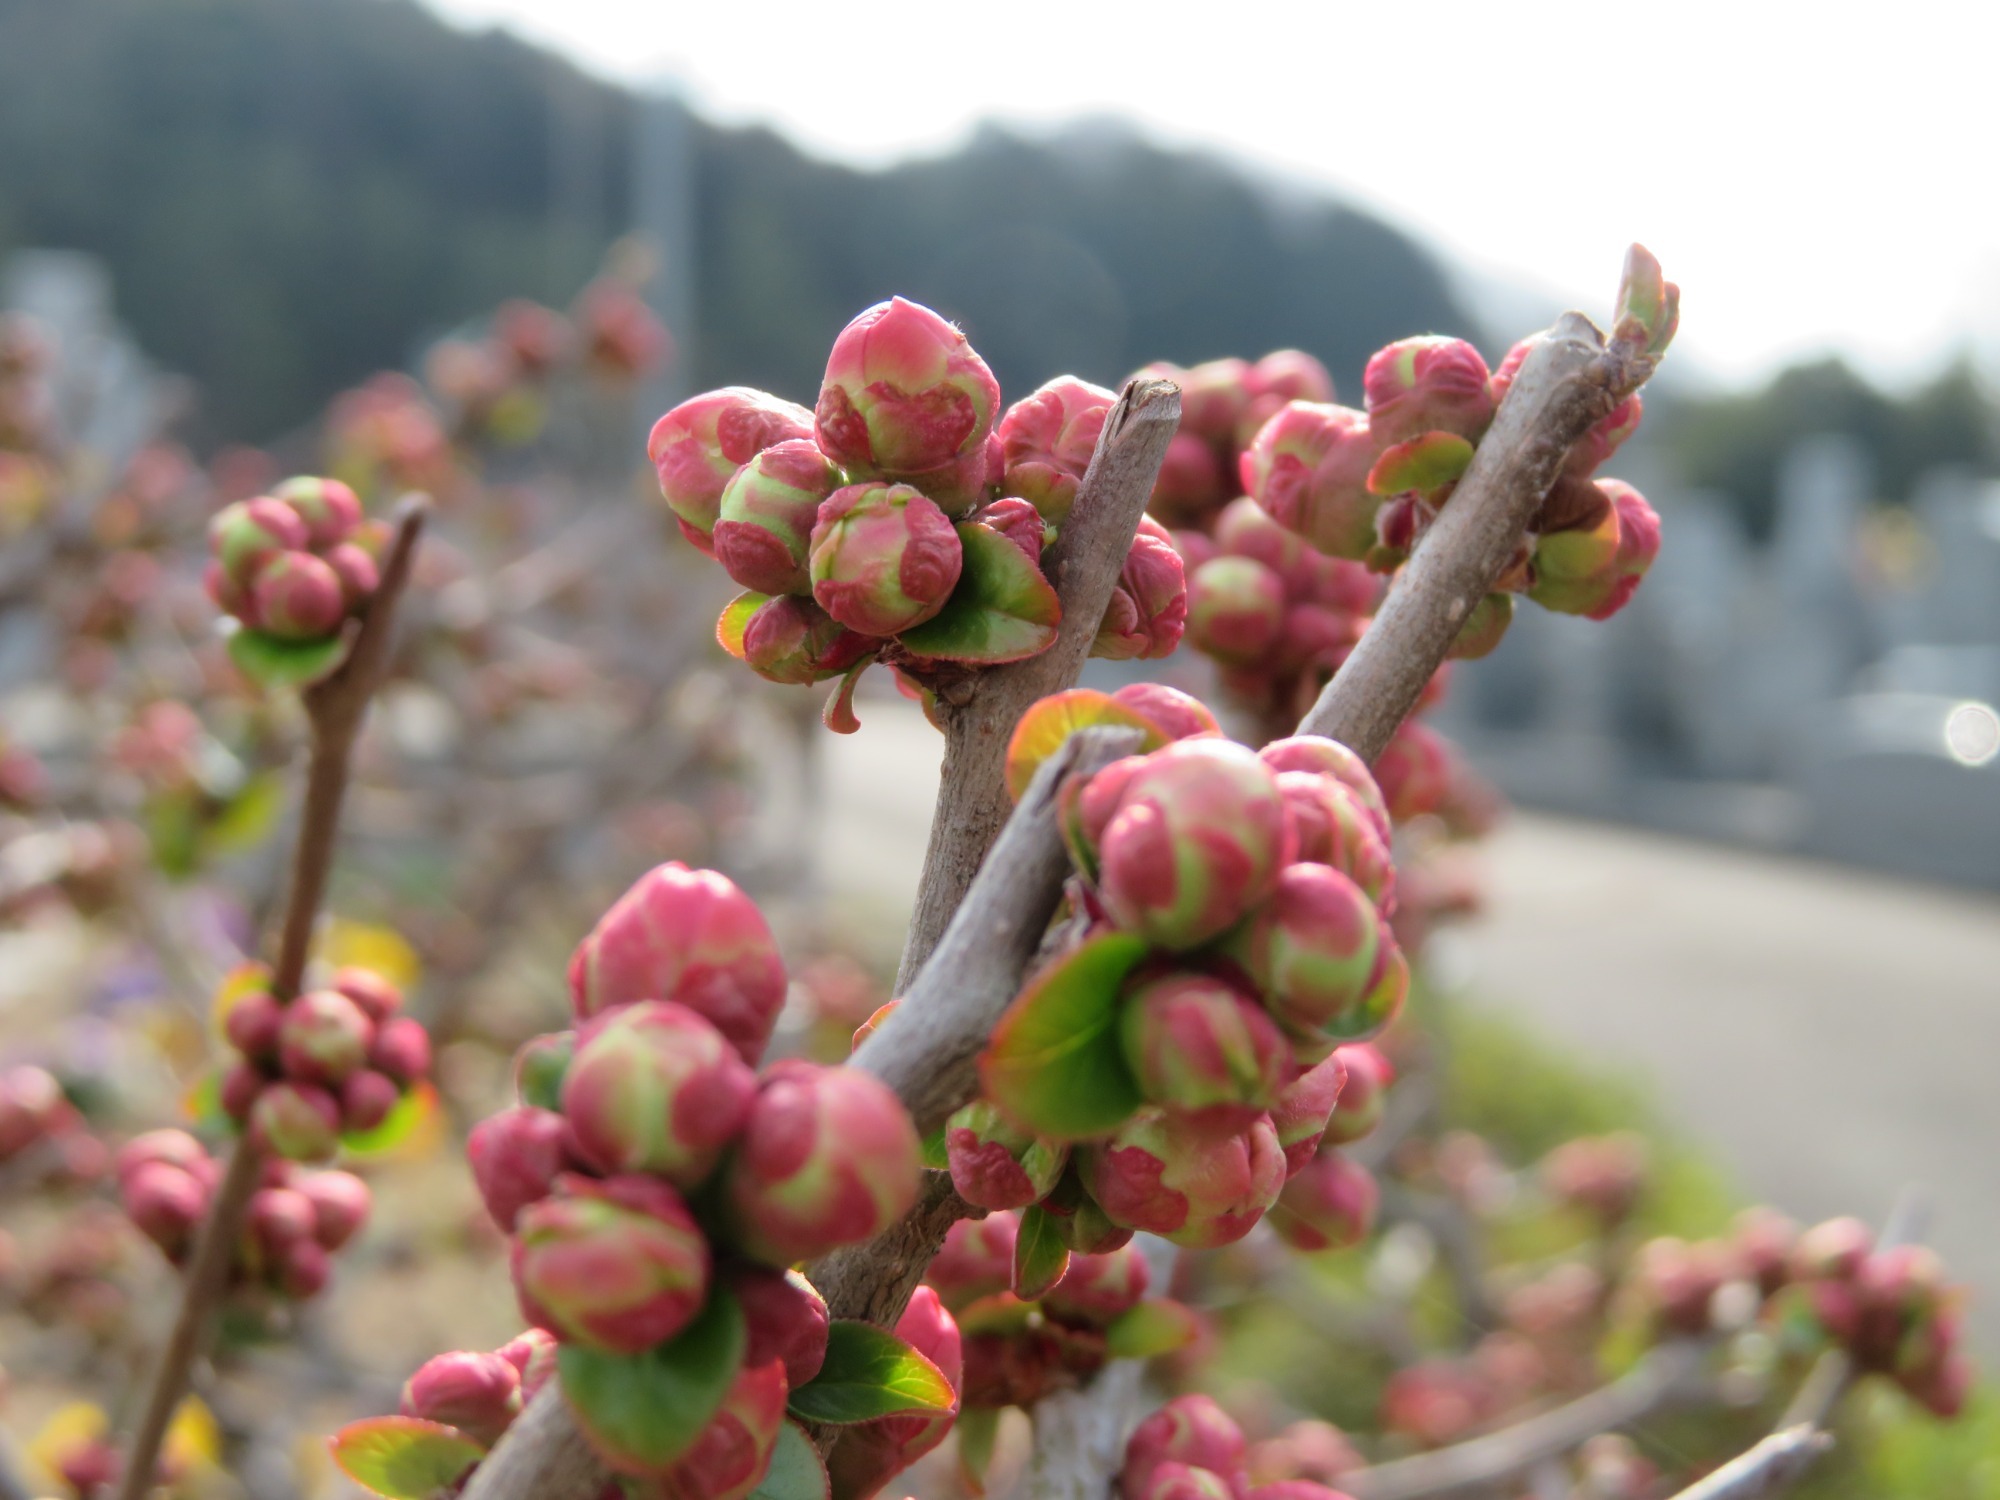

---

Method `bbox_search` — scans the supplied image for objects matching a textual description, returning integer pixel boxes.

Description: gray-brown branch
[1661,1428,1833,1500]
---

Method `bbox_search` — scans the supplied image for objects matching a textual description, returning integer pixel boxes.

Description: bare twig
[113,501,426,1500]
[1662,1428,1833,1500]
[895,377,1181,989]
[1029,1359,1151,1500]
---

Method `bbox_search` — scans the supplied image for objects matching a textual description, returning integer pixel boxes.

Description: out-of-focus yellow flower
[317,919,421,992]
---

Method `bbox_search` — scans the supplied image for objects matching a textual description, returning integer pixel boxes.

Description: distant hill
[0,0,1473,443]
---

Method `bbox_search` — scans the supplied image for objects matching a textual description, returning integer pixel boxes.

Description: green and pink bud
[1322,1043,1392,1146]
[726,592,874,686]
[1085,1107,1285,1249]
[1269,1149,1377,1252]
[401,1350,523,1446]
[1363,337,1495,447]
[1274,771,1396,910]
[1119,968,1293,1128]
[210,496,310,590]
[1140,1465,1237,1500]
[1260,736,1392,841]
[1149,431,1230,528]
[277,988,376,1087]
[925,1213,1018,1310]
[1541,1133,1648,1228]
[1094,517,1189,662]
[1271,1053,1347,1176]
[295,1168,371,1250]
[1186,556,1286,665]
[332,967,402,1023]
[270,475,363,548]
[1121,1395,1249,1500]
[1241,350,1338,443]
[367,1015,432,1086]
[468,1106,574,1231]
[712,439,844,596]
[122,1161,209,1258]
[815,297,1002,475]
[252,551,348,641]
[728,1265,830,1388]
[1492,337,1645,478]
[721,1060,922,1266]
[512,1174,710,1354]
[1092,739,1294,950]
[1111,683,1222,742]
[973,496,1048,564]
[945,1099,1069,1212]
[997,376,1115,525]
[809,481,963,637]
[249,1081,342,1162]
[569,862,788,1065]
[223,988,285,1062]
[562,1000,756,1185]
[1224,865,1383,1044]
[1241,404,1379,561]
[1373,721,1453,824]
[1042,1244,1149,1327]
[1174,358,1254,445]
[647,388,815,545]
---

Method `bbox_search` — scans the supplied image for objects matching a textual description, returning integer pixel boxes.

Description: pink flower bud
[1094,518,1189,662]
[1122,1395,1249,1500]
[1120,969,1292,1128]
[219,1060,264,1124]
[276,1235,332,1298]
[1275,772,1395,911]
[250,1081,342,1162]
[247,1185,320,1262]
[332,967,403,1023]
[562,1000,756,1185]
[468,1106,573,1232]
[998,376,1116,525]
[809,481,963,637]
[1791,1216,1873,1284]
[1042,1244,1149,1327]
[735,593,874,686]
[1149,432,1229,528]
[1225,865,1383,1044]
[729,1264,830,1388]
[1363,337,1495,447]
[946,1100,1069,1212]
[122,1161,208,1256]
[824,1286,964,1500]
[1094,739,1294,950]
[210,496,310,590]
[1142,1465,1238,1500]
[115,1128,208,1184]
[648,388,814,543]
[324,542,381,610]
[224,989,285,1061]
[271,475,363,548]
[722,1061,922,1266]
[900,429,1003,517]
[568,863,788,1066]
[1269,1149,1377,1252]
[1241,405,1378,561]
[1542,1133,1648,1228]
[402,1350,523,1447]
[367,1014,430,1085]
[1731,1207,1798,1297]
[1247,1422,1362,1489]
[1270,1053,1347,1176]
[1372,721,1452,824]
[1110,683,1221,742]
[1186,557,1286,665]
[713,439,845,596]
[294,1168,371,1250]
[815,298,1001,475]
[1175,358,1254,445]
[1628,1237,1728,1336]
[252,550,347,640]
[278,989,376,1087]
[1322,1044,1391,1145]
[497,1327,559,1402]
[972,496,1047,564]
[1246,349,1336,408]
[926,1213,1018,1310]
[340,1069,400,1133]
[513,1174,711,1354]
[651,1358,790,1494]
[1259,737,1390,841]
[1086,1108,1285,1249]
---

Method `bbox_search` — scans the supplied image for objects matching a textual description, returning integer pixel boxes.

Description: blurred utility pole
[635,82,698,426]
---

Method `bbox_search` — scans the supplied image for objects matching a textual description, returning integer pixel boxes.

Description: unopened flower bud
[648,388,815,544]
[294,1168,371,1250]
[210,496,310,590]
[651,1358,790,1495]
[1270,1053,1348,1176]
[1274,771,1395,909]
[467,1106,572,1232]
[513,1174,710,1354]
[713,439,845,596]
[1269,1149,1377,1251]
[1792,1216,1873,1285]
[1363,337,1495,447]
[248,1185,320,1267]
[1042,1244,1149,1327]
[1086,1108,1285,1249]
[271,475,363,548]
[340,1069,400,1133]
[402,1350,523,1447]
[367,1015,432,1086]
[562,1000,756,1185]
[1259,737,1391,841]
[224,989,285,1061]
[115,1128,207,1183]
[330,967,401,1022]
[219,1061,264,1124]
[1542,1133,1649,1228]
[1110,683,1221,741]
[1149,432,1229,527]
[250,1081,342,1162]
[729,1264,831,1388]
[1225,865,1383,1044]
[1323,1043,1391,1145]
[1094,518,1188,662]
[946,1100,1069,1211]
[569,863,788,1065]
[1122,1395,1249,1500]
[1094,740,1293,950]
[1186,556,1286,665]
[1372,720,1452,824]
[1241,404,1378,560]
[1173,357,1253,445]
[809,481,962,637]
[815,297,1001,475]
[122,1162,208,1256]
[926,1213,1018,1310]
[324,542,381,610]
[252,551,347,640]
[998,376,1116,526]
[729,592,875,686]
[722,1061,922,1266]
[278,989,375,1086]
[973,496,1047,563]
[278,1235,332,1299]
[1120,969,1292,1128]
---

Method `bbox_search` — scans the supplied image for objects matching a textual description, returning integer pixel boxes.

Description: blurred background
[1,0,1998,1492]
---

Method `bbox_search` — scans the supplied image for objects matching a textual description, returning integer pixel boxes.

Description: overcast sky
[425,0,2000,391]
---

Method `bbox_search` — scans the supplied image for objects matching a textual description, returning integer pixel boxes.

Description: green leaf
[558,1288,745,1474]
[785,1320,956,1426]
[956,1407,1001,1496]
[1002,688,1166,802]
[748,1421,829,1500]
[226,627,349,690]
[1012,1203,1071,1301]
[897,523,1061,665]
[203,770,286,857]
[1104,1299,1204,1359]
[341,1081,436,1157]
[1366,432,1474,499]
[978,932,1149,1141]
[329,1416,485,1499]
[717,591,768,661]
[920,1126,950,1172]
[954,1292,1037,1337]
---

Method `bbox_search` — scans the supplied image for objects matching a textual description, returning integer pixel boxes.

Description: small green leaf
[1104,1299,1204,1359]
[897,523,1061,665]
[956,1407,1001,1496]
[226,627,349,690]
[717,591,768,661]
[204,770,286,857]
[921,1127,950,1172]
[748,1421,829,1500]
[954,1292,1037,1337]
[979,932,1149,1141]
[1013,1203,1071,1301]
[785,1320,956,1426]
[1366,432,1475,499]
[329,1416,485,1499]
[1002,689,1166,802]
[558,1288,745,1474]
[341,1081,436,1157]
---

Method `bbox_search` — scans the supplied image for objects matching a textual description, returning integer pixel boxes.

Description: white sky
[425,0,2000,391]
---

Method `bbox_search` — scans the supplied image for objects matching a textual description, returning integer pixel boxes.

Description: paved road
[819,702,2000,1342]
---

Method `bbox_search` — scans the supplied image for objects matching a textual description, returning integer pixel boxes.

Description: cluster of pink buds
[1378,1337,1548,1450]
[1121,1394,1353,1500]
[457,861,924,1487]
[325,375,457,499]
[214,964,432,1163]
[204,476,388,678]
[651,298,1186,731]
[1267,1043,1390,1253]
[116,1129,369,1301]
[0,1064,105,1185]
[1540,1132,1650,1231]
